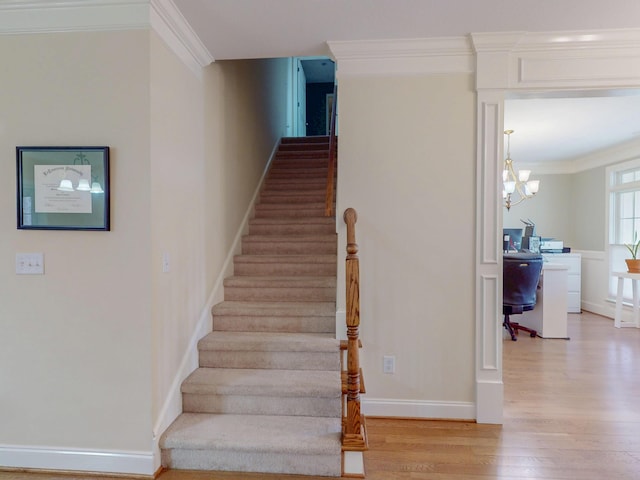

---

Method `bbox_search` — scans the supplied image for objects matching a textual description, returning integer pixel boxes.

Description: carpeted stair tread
[197,332,341,371]
[248,218,334,230]
[224,275,336,288]
[234,254,336,264]
[182,368,341,397]
[243,234,335,242]
[248,218,334,228]
[212,300,335,316]
[199,331,339,353]
[255,201,326,210]
[265,176,327,183]
[161,412,340,454]
[233,254,336,276]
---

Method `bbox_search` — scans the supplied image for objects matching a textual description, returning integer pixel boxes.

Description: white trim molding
[329,37,474,77]
[362,398,475,420]
[150,0,214,76]
[472,28,640,90]
[0,0,213,77]
[0,445,154,476]
[0,0,150,34]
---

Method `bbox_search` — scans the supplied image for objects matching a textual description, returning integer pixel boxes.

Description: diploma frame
[16,146,110,230]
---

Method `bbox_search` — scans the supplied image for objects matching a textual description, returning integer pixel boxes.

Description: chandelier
[503,129,539,211]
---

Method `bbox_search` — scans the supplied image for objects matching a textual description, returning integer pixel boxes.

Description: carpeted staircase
[160,136,342,477]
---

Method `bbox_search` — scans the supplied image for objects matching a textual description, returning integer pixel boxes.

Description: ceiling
[171,0,640,167]
[505,91,640,168]
[300,59,336,84]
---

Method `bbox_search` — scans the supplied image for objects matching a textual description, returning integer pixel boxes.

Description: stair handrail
[324,84,338,217]
[342,207,367,450]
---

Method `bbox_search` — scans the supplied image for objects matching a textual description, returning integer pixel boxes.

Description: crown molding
[329,37,474,77]
[523,137,640,175]
[150,0,214,76]
[0,1,149,33]
[0,0,213,75]
[472,28,640,53]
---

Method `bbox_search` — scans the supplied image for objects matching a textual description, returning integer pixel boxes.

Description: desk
[521,263,569,339]
[612,271,640,328]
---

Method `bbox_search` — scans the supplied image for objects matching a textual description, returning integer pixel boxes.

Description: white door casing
[472,28,640,424]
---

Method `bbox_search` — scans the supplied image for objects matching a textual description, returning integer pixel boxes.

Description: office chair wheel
[530,332,536,337]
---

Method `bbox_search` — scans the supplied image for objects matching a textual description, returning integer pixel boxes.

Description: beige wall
[150,46,290,440]
[503,165,607,252]
[149,32,207,429]
[0,29,289,466]
[202,57,289,291]
[504,173,575,245]
[0,31,152,451]
[337,74,476,406]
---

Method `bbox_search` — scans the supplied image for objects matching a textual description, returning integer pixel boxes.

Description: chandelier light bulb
[502,129,539,210]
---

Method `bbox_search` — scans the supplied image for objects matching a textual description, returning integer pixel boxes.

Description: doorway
[473,30,640,424]
[288,56,335,137]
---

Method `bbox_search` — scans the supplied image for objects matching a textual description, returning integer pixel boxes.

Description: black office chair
[503,253,543,341]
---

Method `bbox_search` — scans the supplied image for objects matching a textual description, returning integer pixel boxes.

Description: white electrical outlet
[16,253,44,275]
[383,355,396,374]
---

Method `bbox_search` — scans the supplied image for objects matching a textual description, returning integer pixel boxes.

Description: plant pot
[626,259,640,273]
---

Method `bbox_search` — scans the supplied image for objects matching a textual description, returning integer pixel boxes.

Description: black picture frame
[16,146,110,231]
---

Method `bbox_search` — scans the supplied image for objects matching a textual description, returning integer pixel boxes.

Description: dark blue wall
[306,83,334,136]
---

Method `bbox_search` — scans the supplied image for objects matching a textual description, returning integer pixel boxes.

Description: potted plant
[625,233,640,273]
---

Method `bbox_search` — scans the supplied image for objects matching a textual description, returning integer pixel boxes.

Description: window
[607,158,640,299]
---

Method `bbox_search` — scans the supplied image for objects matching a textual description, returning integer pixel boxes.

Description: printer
[540,240,564,253]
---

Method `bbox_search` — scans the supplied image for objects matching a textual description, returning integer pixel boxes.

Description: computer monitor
[503,228,523,252]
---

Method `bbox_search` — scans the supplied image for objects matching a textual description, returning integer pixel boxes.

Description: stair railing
[324,85,338,217]
[342,207,367,451]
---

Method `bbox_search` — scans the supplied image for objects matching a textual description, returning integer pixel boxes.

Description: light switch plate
[16,253,44,275]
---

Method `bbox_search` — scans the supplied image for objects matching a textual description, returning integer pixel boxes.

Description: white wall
[337,73,476,417]
[0,30,153,456]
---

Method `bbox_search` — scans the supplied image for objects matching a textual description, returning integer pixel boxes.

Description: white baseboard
[0,445,154,476]
[362,397,475,420]
[581,301,614,319]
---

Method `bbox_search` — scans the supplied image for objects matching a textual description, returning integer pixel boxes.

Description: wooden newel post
[343,208,365,449]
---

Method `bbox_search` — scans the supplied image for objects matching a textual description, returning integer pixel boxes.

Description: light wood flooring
[3,311,640,479]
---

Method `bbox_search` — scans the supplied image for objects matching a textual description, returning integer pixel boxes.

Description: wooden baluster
[343,208,367,450]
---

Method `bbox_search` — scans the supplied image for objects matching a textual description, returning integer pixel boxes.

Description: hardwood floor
[3,311,640,479]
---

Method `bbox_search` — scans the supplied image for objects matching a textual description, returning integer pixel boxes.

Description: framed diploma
[16,146,110,230]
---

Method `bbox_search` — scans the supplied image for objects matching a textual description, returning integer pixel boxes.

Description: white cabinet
[542,253,581,313]
[522,263,569,338]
